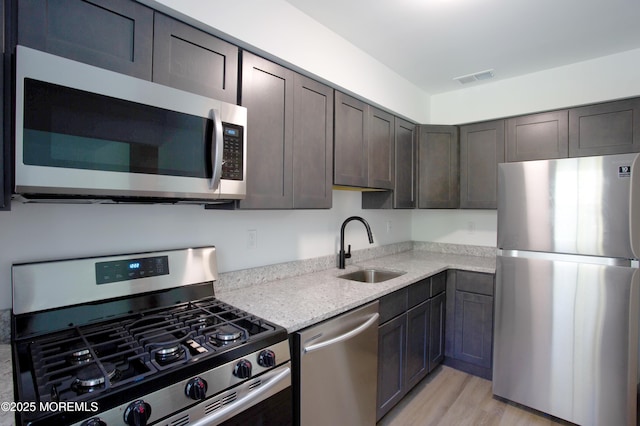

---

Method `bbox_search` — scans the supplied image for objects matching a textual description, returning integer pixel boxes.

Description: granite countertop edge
[215,249,496,334]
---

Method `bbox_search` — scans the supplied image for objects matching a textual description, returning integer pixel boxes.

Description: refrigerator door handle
[498,249,636,267]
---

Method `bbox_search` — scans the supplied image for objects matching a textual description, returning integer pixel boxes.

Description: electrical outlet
[467,221,476,234]
[386,220,392,233]
[247,229,257,249]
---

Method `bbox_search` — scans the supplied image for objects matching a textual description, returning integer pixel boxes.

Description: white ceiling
[283,0,640,94]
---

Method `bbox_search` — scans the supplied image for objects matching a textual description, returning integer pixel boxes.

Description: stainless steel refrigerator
[493,153,640,426]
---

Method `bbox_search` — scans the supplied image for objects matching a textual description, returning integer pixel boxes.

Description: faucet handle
[345,244,352,259]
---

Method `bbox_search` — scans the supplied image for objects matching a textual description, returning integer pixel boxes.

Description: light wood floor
[377,366,570,426]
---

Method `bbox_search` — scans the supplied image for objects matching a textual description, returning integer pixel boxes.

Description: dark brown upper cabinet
[569,98,640,157]
[292,74,334,209]
[417,125,459,209]
[334,92,394,190]
[393,118,417,208]
[459,120,505,209]
[18,0,154,79]
[362,117,416,209]
[334,92,369,188]
[238,52,333,209]
[152,13,238,104]
[368,108,395,190]
[238,52,294,209]
[506,111,568,161]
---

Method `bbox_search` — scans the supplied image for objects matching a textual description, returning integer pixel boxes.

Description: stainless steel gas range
[10,247,292,426]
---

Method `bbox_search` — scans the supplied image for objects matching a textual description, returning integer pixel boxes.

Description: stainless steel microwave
[14,45,246,202]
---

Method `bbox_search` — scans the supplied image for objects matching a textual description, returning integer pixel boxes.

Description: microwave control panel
[221,123,244,180]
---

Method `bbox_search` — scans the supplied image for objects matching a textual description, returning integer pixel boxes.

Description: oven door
[168,362,292,426]
[15,45,246,201]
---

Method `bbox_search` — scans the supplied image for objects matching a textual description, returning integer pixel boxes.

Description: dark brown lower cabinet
[377,314,406,420]
[429,291,446,368]
[377,272,446,421]
[444,270,495,380]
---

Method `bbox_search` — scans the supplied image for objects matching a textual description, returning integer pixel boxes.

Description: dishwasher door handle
[303,313,379,354]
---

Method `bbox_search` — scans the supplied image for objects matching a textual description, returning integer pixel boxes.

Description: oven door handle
[189,363,291,426]
[209,108,224,191]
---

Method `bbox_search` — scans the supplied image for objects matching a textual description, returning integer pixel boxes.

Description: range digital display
[95,255,169,284]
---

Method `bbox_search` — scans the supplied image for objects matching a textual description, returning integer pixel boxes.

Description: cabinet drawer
[408,279,429,308]
[379,289,407,324]
[430,272,446,296]
[455,271,494,296]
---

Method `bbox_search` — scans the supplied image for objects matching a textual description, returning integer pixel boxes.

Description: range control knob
[185,376,208,400]
[258,349,276,368]
[124,400,152,426]
[81,418,107,426]
[233,359,252,379]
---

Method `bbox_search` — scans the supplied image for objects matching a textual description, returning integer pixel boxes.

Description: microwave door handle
[209,108,224,190]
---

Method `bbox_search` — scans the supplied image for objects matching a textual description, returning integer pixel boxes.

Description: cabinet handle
[209,108,224,190]
[303,313,379,354]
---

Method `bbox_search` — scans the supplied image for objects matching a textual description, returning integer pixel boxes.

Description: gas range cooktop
[22,297,279,401]
[10,247,290,426]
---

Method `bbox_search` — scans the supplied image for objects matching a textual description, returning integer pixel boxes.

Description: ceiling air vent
[453,69,495,84]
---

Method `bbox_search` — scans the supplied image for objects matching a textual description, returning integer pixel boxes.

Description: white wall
[430,48,640,124]
[412,209,497,247]
[0,191,411,310]
[140,0,431,123]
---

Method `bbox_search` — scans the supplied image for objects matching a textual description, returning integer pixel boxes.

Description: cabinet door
[393,118,416,208]
[506,111,568,161]
[334,92,368,187]
[152,13,238,104]
[453,290,493,369]
[238,52,294,209]
[361,116,415,209]
[459,120,505,209]
[18,0,153,79]
[377,314,406,421]
[417,125,459,208]
[405,301,430,391]
[428,291,446,372]
[569,98,640,156]
[368,107,395,189]
[292,75,333,208]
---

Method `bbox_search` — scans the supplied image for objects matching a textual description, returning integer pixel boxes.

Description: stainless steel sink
[338,269,406,283]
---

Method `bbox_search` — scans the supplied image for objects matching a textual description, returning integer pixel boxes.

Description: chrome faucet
[338,216,374,269]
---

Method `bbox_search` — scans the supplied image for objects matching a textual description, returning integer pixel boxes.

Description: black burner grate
[25,297,276,405]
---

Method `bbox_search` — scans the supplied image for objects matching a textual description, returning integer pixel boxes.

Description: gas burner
[71,362,119,393]
[154,344,186,365]
[195,316,213,330]
[211,324,245,343]
[145,333,189,366]
[67,347,93,366]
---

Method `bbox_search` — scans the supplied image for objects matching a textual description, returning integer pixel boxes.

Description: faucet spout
[338,216,374,269]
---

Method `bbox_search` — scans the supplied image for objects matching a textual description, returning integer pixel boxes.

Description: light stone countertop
[216,249,496,333]
[0,248,495,424]
[0,345,13,426]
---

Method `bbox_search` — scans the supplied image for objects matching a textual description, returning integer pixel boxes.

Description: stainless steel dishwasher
[293,301,379,426]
